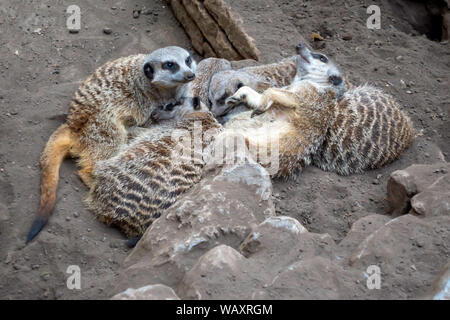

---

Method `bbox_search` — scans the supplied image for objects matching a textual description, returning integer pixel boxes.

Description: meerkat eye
[162,61,176,70]
[143,62,154,80]
[207,98,212,109]
[193,97,200,110]
[185,56,192,67]
[164,103,175,111]
[312,53,328,63]
[237,82,244,89]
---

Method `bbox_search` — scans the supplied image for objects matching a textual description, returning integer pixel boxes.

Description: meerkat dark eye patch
[185,56,192,67]
[164,103,176,112]
[193,97,200,110]
[217,93,228,106]
[143,62,154,80]
[312,53,328,63]
[329,75,343,86]
[162,61,179,72]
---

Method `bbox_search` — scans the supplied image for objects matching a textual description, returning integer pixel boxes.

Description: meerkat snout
[184,71,196,81]
[294,43,344,96]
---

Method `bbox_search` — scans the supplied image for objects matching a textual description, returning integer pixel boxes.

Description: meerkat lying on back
[86,97,221,239]
[27,46,197,243]
[225,44,414,178]
[225,44,342,178]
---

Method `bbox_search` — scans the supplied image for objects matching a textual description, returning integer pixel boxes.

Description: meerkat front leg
[225,86,270,116]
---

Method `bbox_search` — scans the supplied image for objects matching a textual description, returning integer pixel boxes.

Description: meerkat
[85,97,221,240]
[208,56,297,119]
[208,55,358,123]
[225,43,414,178]
[312,84,414,175]
[26,46,197,243]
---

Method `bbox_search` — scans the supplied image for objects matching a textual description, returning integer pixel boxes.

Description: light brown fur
[224,45,414,178]
[27,47,196,243]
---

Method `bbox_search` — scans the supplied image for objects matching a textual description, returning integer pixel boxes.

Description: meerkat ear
[193,97,200,110]
[143,62,154,80]
[237,82,244,89]
[329,75,343,86]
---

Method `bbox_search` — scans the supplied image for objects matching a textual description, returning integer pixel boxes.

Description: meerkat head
[294,43,344,97]
[209,70,268,116]
[142,46,197,89]
[150,96,208,122]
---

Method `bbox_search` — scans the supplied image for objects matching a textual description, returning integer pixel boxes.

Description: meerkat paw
[226,86,262,109]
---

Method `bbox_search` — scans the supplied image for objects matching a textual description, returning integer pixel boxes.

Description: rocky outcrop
[387,162,449,216]
[114,135,274,294]
[114,157,449,299]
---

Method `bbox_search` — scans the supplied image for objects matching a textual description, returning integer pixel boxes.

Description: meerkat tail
[26,124,75,243]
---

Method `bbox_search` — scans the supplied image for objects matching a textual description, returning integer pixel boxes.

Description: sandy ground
[0,0,448,299]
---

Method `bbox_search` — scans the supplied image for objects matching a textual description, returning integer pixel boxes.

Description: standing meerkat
[27,46,197,243]
[86,97,221,240]
[225,44,414,178]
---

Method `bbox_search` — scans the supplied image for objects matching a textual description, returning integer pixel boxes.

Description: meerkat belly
[224,111,292,147]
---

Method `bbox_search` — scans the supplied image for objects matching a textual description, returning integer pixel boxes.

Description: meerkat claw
[225,96,243,107]
[251,109,265,118]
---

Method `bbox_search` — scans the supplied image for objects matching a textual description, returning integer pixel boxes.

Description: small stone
[4,252,13,264]
[342,34,352,41]
[103,28,112,35]
[133,10,140,18]
[69,29,79,34]
[73,212,80,218]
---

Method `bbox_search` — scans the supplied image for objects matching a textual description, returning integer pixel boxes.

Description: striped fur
[86,112,221,237]
[26,47,196,243]
[313,85,414,175]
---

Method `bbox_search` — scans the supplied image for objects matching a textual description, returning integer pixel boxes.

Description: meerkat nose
[296,43,305,53]
[184,72,195,81]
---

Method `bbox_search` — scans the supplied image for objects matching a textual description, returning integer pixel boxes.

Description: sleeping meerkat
[208,56,297,120]
[27,46,197,243]
[86,97,221,240]
[224,43,414,178]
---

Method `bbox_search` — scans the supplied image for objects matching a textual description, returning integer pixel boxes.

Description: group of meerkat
[26,43,414,243]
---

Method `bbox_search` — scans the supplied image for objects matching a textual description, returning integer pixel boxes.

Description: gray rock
[114,140,274,294]
[111,284,179,300]
[387,162,449,215]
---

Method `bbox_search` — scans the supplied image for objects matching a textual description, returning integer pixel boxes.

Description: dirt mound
[0,0,448,299]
